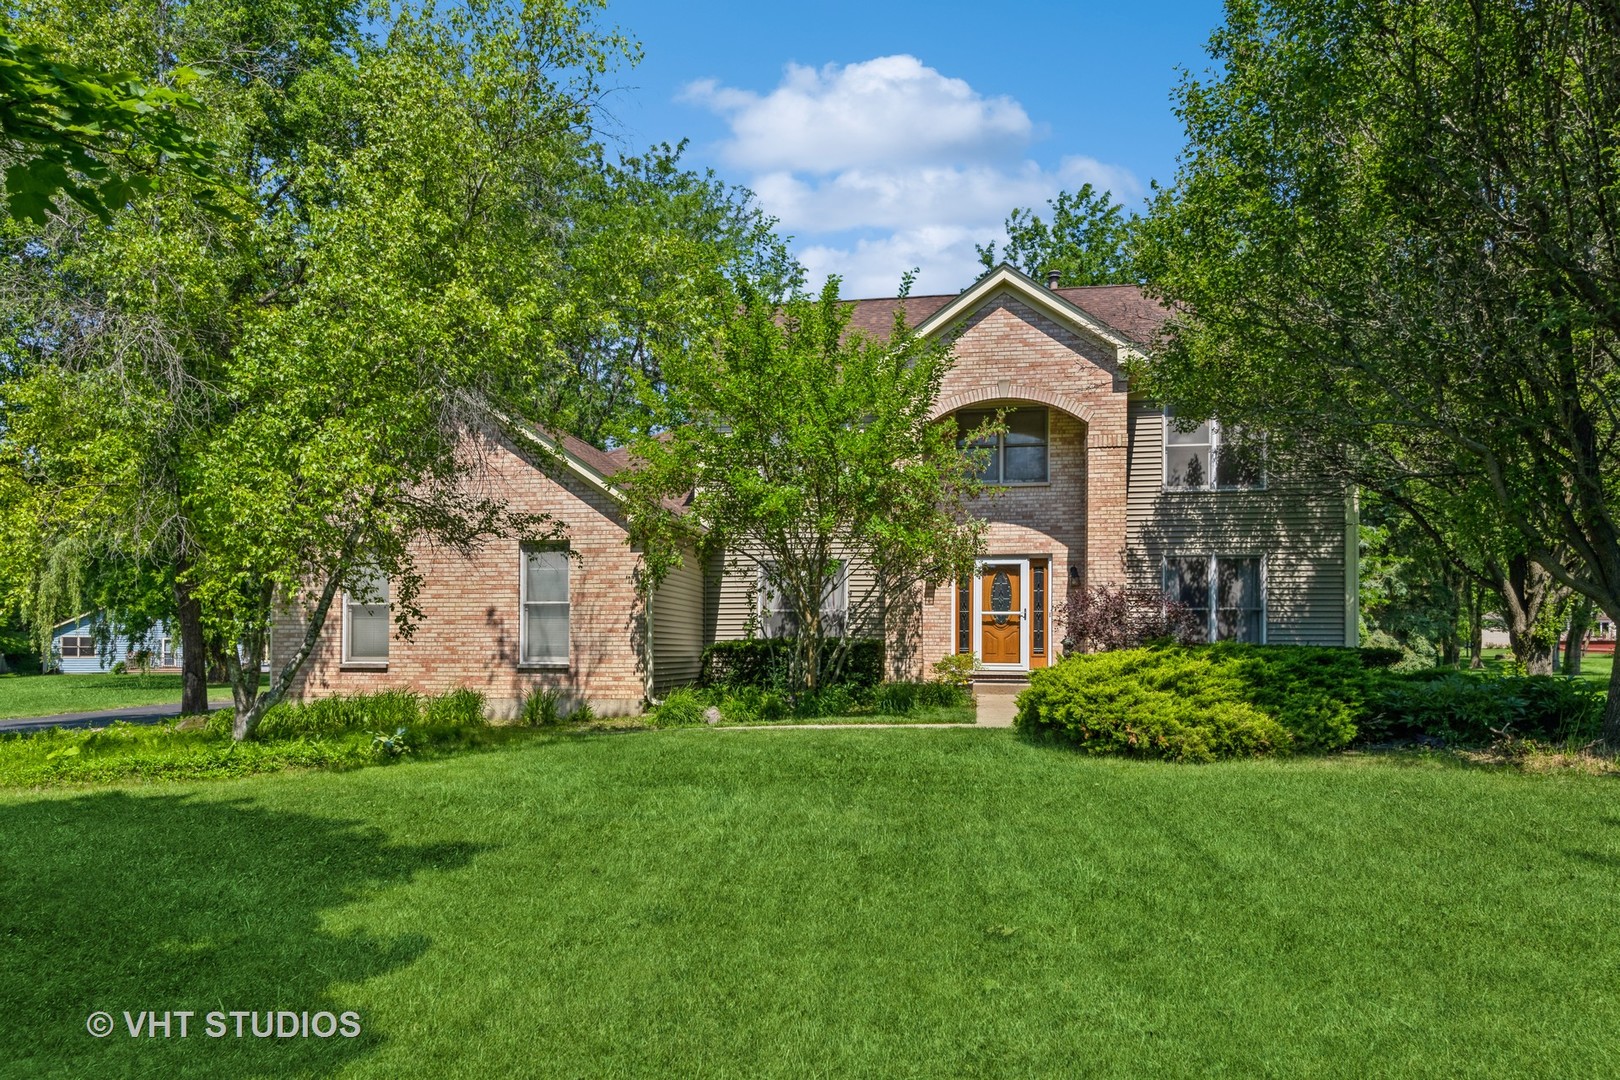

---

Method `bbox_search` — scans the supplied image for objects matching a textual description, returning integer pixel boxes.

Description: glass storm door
[979,563,1024,666]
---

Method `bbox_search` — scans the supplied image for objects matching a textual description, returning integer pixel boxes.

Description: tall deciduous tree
[618,277,989,693]
[1135,0,1620,734]
[0,0,648,738]
[977,185,1136,286]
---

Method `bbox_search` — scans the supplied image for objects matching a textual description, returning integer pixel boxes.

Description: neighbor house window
[522,547,570,666]
[1163,410,1264,490]
[1163,555,1265,643]
[58,635,93,659]
[343,570,390,664]
[958,408,1049,484]
[760,562,847,638]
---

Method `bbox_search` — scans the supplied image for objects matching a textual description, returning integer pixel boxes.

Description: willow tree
[1136,0,1620,733]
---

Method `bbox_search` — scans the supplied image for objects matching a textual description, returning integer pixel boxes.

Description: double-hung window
[1163,555,1265,643]
[522,547,570,666]
[1163,410,1263,490]
[343,570,390,664]
[958,408,1049,484]
[759,561,847,638]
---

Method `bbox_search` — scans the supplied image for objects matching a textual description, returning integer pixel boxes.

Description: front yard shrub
[699,637,884,692]
[931,653,979,689]
[644,679,973,726]
[648,687,710,728]
[1363,671,1604,746]
[1016,645,1369,761]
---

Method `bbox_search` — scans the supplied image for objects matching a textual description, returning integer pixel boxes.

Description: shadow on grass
[0,790,490,1078]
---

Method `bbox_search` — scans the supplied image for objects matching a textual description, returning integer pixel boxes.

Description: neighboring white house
[49,613,181,674]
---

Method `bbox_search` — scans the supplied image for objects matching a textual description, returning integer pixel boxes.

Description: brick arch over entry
[930,384,1095,426]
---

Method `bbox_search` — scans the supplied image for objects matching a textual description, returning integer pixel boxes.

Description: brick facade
[271,435,649,718]
[902,289,1133,677]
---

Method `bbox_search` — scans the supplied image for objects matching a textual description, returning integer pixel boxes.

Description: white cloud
[682,56,1140,297]
[680,55,1032,172]
[798,227,989,300]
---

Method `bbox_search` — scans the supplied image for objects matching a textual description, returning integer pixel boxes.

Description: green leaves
[977,184,1137,286]
[0,31,226,223]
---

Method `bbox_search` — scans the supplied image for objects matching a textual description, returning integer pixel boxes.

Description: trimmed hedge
[699,637,884,691]
[649,679,971,727]
[1017,644,1610,761]
[1015,644,1370,762]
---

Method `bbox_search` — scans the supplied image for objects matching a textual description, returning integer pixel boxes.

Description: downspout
[644,581,657,706]
[1344,485,1361,647]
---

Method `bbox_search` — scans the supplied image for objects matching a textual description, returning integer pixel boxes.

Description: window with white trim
[759,561,847,638]
[343,570,390,663]
[58,634,94,659]
[1163,410,1263,490]
[521,547,570,666]
[1163,555,1265,643]
[958,408,1049,484]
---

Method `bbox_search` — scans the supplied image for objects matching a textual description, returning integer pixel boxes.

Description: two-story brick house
[274,265,1356,715]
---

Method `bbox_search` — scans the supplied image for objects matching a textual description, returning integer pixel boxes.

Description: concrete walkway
[972,690,1019,728]
[0,699,231,735]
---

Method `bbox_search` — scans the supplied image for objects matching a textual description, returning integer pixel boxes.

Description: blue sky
[594,0,1227,297]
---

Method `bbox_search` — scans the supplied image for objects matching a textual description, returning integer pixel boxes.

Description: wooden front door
[979,563,1023,666]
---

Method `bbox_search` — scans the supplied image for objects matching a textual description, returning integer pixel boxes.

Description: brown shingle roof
[843,282,1169,347]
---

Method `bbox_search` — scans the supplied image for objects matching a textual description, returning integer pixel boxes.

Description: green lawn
[4,730,1618,1077]
[1475,648,1613,686]
[0,673,232,720]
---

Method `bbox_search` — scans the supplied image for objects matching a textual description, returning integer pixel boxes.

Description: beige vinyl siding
[708,547,883,641]
[650,545,705,695]
[1126,395,1351,645]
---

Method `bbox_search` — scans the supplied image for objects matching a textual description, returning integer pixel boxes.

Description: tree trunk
[1438,569,1461,667]
[174,571,209,715]
[1468,585,1484,669]
[1498,555,1558,674]
[1509,626,1557,675]
[1564,596,1592,676]
[231,570,346,741]
[1603,656,1620,748]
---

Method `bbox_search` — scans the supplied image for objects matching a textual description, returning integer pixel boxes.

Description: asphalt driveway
[0,700,230,735]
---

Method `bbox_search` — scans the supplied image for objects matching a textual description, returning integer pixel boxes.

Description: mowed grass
[0,673,231,719]
[3,730,1619,1078]
[1476,647,1614,687]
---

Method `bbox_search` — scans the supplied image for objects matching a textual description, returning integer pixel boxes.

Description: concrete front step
[971,680,1030,696]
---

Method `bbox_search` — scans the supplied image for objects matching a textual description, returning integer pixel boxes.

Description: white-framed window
[159,636,176,668]
[343,570,390,664]
[58,634,94,659]
[1163,410,1264,490]
[1163,554,1266,643]
[958,408,1049,485]
[759,561,848,638]
[521,546,570,666]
